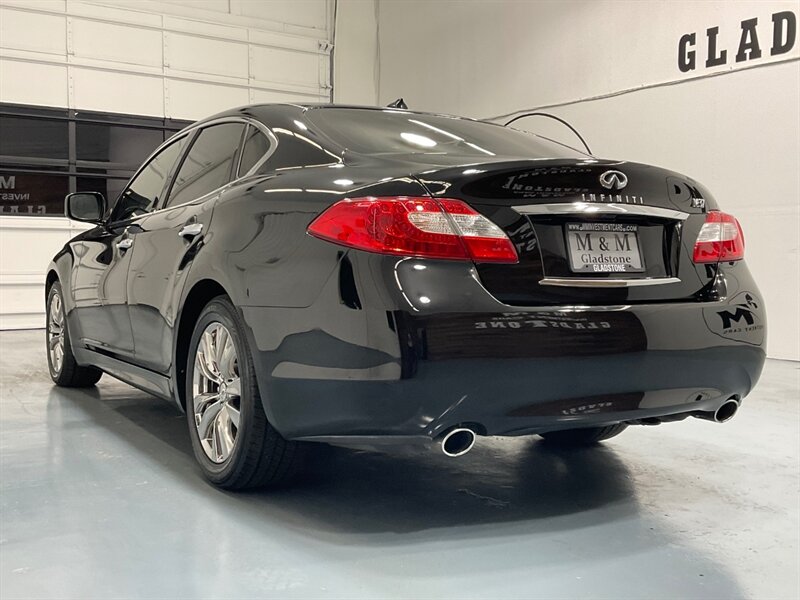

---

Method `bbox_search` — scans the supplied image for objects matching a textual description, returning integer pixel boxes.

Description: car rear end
[250,108,766,443]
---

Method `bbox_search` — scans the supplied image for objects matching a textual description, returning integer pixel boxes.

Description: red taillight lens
[307,196,518,263]
[693,211,745,263]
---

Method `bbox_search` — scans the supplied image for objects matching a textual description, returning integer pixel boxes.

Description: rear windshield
[306,108,586,160]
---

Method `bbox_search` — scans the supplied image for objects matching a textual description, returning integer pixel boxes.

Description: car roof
[301,103,482,122]
[192,103,482,128]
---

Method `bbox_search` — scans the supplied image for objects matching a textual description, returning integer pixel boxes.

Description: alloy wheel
[192,322,241,463]
[48,292,65,374]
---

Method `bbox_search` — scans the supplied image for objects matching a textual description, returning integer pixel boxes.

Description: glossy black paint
[419,159,720,305]
[47,104,766,443]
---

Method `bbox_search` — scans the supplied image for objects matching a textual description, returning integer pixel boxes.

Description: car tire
[539,423,627,446]
[46,281,102,387]
[185,296,304,490]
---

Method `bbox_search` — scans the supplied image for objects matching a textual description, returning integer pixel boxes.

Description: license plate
[565,223,644,273]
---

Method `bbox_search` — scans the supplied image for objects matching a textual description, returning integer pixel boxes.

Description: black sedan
[46,104,766,489]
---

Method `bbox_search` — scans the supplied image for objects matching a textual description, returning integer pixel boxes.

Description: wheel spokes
[226,377,241,398]
[193,391,219,414]
[215,408,235,460]
[192,321,241,464]
[53,344,63,371]
[214,326,228,365]
[195,397,224,441]
[196,331,221,384]
[48,293,66,374]
[196,358,218,386]
[218,340,237,381]
[225,403,241,428]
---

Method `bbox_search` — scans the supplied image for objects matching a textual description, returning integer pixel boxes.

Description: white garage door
[0,0,333,329]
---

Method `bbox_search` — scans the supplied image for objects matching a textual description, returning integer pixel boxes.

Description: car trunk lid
[412,158,720,306]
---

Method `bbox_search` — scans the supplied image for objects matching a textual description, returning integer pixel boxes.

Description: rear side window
[238,126,271,176]
[256,127,338,172]
[166,123,244,208]
[113,135,188,221]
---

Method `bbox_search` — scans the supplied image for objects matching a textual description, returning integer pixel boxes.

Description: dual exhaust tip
[694,398,740,423]
[439,427,477,457]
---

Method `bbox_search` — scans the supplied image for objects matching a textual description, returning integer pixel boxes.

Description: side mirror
[65,192,106,223]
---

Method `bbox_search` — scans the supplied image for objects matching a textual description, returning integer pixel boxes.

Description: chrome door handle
[178,223,203,239]
[116,238,133,251]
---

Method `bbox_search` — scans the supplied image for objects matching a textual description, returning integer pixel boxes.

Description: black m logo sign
[718,307,755,329]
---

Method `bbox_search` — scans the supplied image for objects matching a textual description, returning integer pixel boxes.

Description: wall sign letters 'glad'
[678,11,796,72]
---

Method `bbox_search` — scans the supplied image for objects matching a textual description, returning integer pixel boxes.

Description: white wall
[0,0,334,329]
[0,216,92,329]
[333,0,378,105]
[377,0,800,360]
[0,0,334,117]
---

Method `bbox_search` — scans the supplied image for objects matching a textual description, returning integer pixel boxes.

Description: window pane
[306,108,586,159]
[167,123,244,208]
[112,136,188,221]
[238,126,270,175]
[0,116,68,160]
[76,123,163,169]
[0,171,69,216]
[258,127,336,171]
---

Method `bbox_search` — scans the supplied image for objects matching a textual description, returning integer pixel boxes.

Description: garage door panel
[71,68,163,116]
[71,18,162,68]
[239,0,328,31]
[249,88,327,105]
[166,79,249,120]
[166,33,248,80]
[0,8,66,56]
[68,1,162,28]
[0,283,46,326]
[162,15,248,43]
[0,230,70,277]
[251,46,321,88]
[162,0,230,13]
[0,59,68,108]
[248,29,322,54]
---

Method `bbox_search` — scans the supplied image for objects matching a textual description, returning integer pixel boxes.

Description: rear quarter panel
[203,166,433,309]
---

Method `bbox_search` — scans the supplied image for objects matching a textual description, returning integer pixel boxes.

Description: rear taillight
[307,196,518,263]
[693,211,745,263]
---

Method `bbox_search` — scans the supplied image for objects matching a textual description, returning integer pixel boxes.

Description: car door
[68,220,137,358]
[126,121,247,373]
[69,135,189,358]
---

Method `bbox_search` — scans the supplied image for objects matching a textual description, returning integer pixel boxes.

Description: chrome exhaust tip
[693,399,740,423]
[713,399,740,423]
[440,427,476,457]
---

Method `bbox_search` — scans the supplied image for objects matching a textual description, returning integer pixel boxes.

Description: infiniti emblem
[599,170,628,190]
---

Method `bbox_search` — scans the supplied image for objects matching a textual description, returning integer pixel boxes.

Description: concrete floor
[0,330,798,600]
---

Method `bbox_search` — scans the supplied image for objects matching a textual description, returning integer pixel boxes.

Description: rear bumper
[241,253,766,440]
[266,347,763,441]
